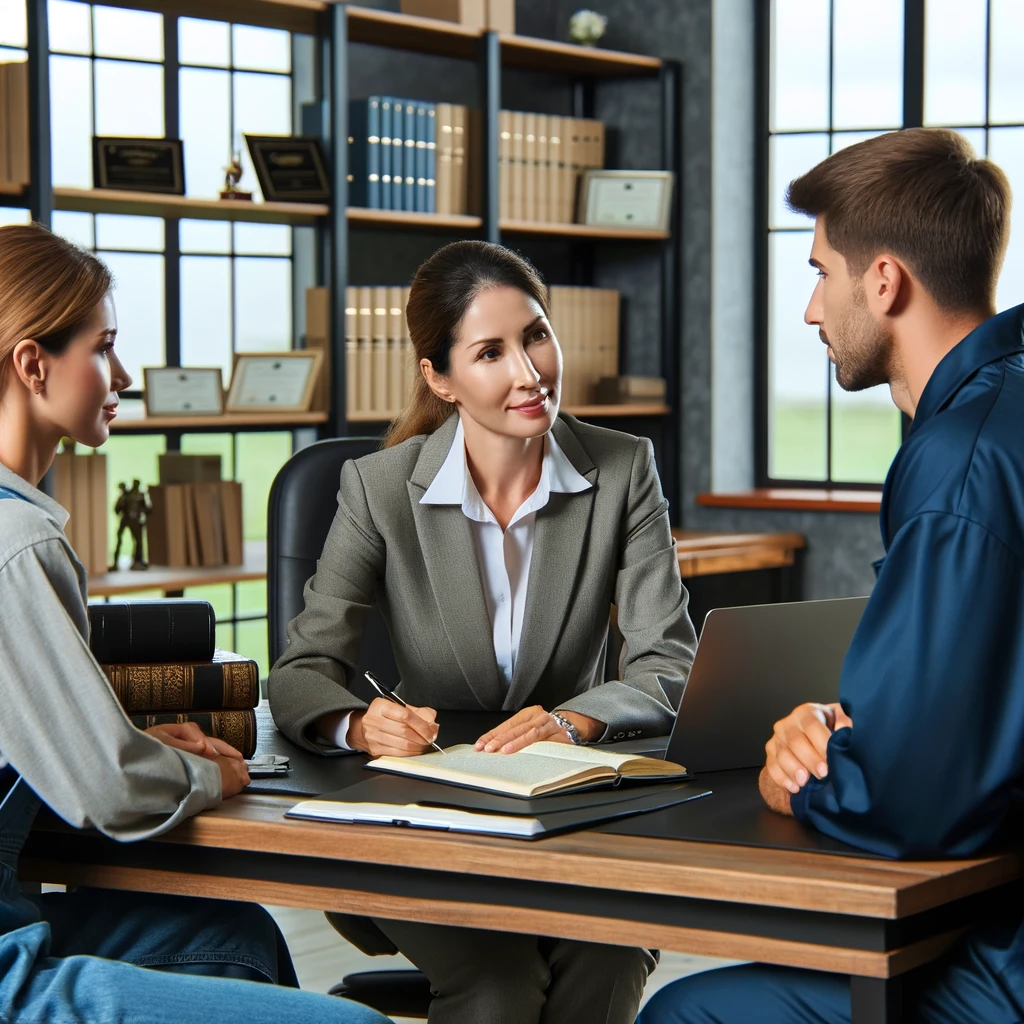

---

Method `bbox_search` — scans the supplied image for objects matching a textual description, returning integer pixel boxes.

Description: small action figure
[219,151,253,202]
[111,479,152,571]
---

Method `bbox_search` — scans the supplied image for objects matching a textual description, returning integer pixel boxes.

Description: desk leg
[851,976,902,1024]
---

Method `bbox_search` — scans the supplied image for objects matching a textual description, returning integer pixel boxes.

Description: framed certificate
[93,137,186,195]
[225,352,324,413]
[577,170,674,231]
[143,367,224,416]
[244,135,331,203]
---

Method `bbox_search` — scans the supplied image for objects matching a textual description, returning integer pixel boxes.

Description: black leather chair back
[267,436,399,702]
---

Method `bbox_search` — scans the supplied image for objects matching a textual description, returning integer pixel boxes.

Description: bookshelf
[19,0,681,511]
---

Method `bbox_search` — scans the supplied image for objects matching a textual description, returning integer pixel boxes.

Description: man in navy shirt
[640,129,1023,1021]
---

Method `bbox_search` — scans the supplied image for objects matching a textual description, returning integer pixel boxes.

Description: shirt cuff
[318,711,355,751]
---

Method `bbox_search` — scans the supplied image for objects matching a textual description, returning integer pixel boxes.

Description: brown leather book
[105,650,259,713]
[192,481,225,567]
[5,61,29,187]
[129,709,257,758]
[219,481,243,566]
[146,484,188,568]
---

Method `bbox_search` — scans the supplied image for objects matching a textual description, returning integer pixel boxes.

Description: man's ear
[11,339,46,394]
[866,254,904,316]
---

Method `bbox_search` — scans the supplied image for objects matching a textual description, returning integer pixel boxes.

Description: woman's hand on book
[474,706,603,754]
[348,698,440,757]
[145,722,245,762]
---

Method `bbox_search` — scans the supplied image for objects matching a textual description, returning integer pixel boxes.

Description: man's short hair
[787,128,1011,315]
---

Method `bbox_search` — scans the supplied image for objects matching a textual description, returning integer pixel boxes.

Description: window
[761,0,1024,486]
[40,2,303,675]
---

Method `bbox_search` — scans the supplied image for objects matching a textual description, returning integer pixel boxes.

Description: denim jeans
[0,774,392,1024]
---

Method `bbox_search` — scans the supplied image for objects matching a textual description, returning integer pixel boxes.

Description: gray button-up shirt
[0,462,220,842]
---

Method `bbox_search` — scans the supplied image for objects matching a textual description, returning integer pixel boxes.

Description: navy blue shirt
[793,303,1024,859]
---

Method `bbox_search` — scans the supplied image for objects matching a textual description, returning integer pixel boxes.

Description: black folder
[286,773,711,839]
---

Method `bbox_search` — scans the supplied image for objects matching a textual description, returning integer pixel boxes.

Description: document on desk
[365,741,688,798]
[286,774,710,839]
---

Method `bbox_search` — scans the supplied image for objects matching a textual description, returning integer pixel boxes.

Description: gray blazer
[268,412,696,752]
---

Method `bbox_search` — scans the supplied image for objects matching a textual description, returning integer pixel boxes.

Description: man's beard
[825,284,894,392]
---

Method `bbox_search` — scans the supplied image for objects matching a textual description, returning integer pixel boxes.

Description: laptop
[659,596,869,773]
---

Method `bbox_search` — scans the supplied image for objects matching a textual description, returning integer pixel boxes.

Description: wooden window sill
[696,489,882,513]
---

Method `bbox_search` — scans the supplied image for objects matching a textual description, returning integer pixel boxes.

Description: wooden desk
[673,530,806,579]
[20,796,1021,1024]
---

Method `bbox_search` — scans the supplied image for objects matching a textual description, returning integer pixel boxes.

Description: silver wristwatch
[550,711,584,746]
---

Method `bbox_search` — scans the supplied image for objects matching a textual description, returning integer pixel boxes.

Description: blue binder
[379,96,393,211]
[404,99,417,212]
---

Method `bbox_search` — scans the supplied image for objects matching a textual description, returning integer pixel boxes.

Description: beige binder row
[345,285,418,418]
[548,286,621,407]
[0,60,29,190]
[435,103,472,216]
[499,112,605,224]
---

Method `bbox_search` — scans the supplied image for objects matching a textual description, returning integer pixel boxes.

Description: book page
[370,744,614,795]
[509,741,687,776]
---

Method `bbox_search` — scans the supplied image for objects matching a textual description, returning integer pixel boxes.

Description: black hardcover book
[88,599,216,664]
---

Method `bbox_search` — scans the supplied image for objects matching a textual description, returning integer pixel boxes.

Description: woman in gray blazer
[269,240,697,1024]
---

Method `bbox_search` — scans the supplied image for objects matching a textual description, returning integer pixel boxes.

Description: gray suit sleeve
[268,460,383,752]
[555,438,697,740]
[0,542,221,842]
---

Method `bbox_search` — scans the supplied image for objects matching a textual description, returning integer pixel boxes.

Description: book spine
[523,111,536,222]
[129,711,257,759]
[0,66,9,188]
[498,109,511,221]
[386,285,404,413]
[404,100,416,212]
[401,286,414,405]
[371,285,389,414]
[8,61,29,187]
[435,102,453,216]
[547,115,562,223]
[425,103,436,214]
[105,659,260,713]
[454,103,466,216]
[510,111,524,221]
[88,600,216,664]
[220,480,243,566]
[379,96,392,211]
[367,96,381,209]
[345,285,358,414]
[87,454,108,576]
[535,114,549,224]
[357,286,373,413]
[390,99,405,210]
[347,100,369,208]
[414,103,427,213]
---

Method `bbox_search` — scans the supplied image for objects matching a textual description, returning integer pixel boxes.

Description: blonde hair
[0,223,113,401]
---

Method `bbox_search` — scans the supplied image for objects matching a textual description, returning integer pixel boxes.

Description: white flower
[568,9,608,44]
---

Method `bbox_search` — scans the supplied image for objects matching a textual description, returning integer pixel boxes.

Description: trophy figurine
[111,479,152,571]
[219,150,253,202]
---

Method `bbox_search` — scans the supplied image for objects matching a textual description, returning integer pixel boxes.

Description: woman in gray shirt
[0,223,390,1024]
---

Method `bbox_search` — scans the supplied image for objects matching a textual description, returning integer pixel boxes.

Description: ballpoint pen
[364,670,446,755]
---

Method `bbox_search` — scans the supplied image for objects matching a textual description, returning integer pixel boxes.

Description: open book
[367,741,688,798]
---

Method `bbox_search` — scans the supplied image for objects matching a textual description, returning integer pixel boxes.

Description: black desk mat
[600,767,886,859]
[250,705,886,859]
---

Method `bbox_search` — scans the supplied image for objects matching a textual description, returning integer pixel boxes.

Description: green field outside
[771,401,902,484]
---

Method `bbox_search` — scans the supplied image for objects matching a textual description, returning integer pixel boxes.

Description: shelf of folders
[146,454,244,569]
[0,58,29,192]
[348,96,471,215]
[346,97,607,224]
[333,283,625,419]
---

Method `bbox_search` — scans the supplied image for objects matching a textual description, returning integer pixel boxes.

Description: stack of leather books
[89,599,258,758]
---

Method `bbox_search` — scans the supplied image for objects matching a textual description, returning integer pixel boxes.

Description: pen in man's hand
[363,670,446,755]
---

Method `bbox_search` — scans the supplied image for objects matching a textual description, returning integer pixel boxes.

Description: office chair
[267,436,433,1018]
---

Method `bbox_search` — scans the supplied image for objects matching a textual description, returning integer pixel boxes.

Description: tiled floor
[267,905,739,1023]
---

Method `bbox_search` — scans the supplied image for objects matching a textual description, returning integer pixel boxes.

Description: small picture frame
[143,367,224,417]
[225,351,324,413]
[244,135,331,203]
[93,137,186,195]
[577,169,674,231]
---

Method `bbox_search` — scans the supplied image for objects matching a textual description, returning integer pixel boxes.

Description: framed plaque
[93,137,186,195]
[244,135,331,203]
[143,367,224,417]
[225,351,324,413]
[577,170,674,231]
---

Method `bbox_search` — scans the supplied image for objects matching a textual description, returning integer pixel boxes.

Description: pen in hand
[363,670,446,755]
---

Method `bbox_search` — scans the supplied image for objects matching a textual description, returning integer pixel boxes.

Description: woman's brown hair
[0,223,113,401]
[384,240,550,448]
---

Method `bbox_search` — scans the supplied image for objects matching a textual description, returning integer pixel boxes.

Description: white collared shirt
[326,417,592,749]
